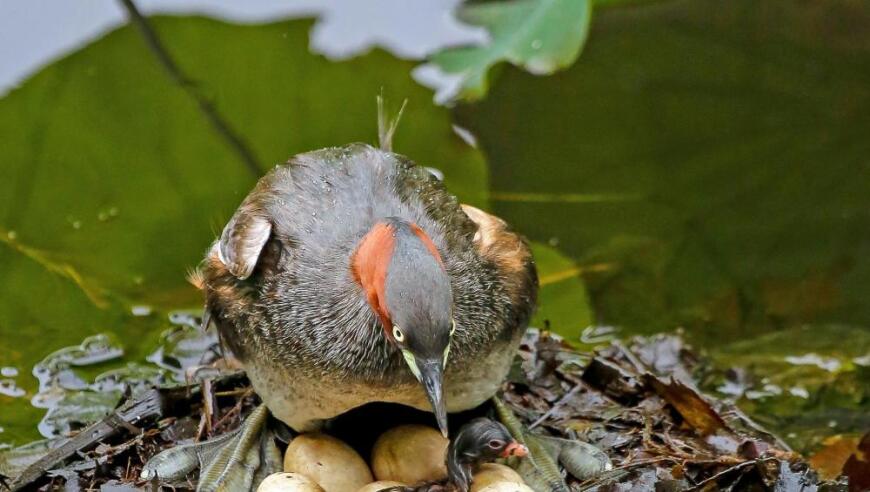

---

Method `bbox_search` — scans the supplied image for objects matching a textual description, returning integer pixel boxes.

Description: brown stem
[117,0,262,178]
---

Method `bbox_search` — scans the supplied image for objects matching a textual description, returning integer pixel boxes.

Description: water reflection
[784,353,842,373]
[0,380,25,398]
[146,312,220,375]
[20,311,219,440]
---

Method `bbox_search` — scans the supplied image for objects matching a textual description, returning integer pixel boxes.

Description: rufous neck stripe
[409,222,443,266]
[351,222,395,329]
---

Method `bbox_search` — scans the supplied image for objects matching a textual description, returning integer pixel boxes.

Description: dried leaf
[643,374,727,437]
[581,357,642,403]
[808,435,861,481]
[842,432,870,492]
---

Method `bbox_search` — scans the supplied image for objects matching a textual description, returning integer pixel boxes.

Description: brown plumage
[200,143,537,435]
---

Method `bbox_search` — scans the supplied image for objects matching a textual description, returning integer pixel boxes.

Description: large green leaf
[530,243,593,342]
[0,16,487,445]
[456,0,870,338]
[426,0,592,101]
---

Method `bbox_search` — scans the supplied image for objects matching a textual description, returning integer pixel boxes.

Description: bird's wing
[460,205,530,273]
[461,204,537,306]
[216,204,272,280]
[212,161,301,279]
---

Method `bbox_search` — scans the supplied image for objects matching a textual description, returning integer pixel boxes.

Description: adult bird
[189,137,536,490]
[203,142,537,435]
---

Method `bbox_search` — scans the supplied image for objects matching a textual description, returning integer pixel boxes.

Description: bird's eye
[450,319,457,336]
[488,439,504,449]
[392,325,405,342]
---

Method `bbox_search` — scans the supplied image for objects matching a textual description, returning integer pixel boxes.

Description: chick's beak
[418,358,448,437]
[500,441,529,458]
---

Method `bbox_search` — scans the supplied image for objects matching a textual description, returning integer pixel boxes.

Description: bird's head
[352,217,455,436]
[446,418,528,492]
[452,418,528,464]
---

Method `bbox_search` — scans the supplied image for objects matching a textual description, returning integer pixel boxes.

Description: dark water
[1,0,868,454]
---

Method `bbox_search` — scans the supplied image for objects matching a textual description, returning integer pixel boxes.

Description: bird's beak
[418,358,448,437]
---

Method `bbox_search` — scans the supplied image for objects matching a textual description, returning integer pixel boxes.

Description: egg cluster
[257,424,531,492]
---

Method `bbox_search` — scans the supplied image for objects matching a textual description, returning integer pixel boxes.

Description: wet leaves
[0,330,851,491]
[643,375,726,437]
[503,330,844,491]
[581,358,641,404]
[5,371,254,491]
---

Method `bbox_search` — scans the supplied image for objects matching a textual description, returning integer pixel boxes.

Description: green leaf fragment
[531,243,594,342]
[428,0,592,101]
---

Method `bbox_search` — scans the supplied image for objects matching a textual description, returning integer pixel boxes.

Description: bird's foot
[491,397,611,491]
[141,404,282,492]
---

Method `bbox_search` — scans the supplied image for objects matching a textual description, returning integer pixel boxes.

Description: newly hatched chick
[377,418,528,492]
[447,418,527,492]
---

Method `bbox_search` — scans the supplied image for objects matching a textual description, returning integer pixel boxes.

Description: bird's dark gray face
[459,418,528,461]
[382,218,455,436]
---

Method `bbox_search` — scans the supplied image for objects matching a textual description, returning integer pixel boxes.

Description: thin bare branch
[118,0,261,178]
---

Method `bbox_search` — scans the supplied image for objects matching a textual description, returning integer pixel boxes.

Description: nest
[1,330,859,491]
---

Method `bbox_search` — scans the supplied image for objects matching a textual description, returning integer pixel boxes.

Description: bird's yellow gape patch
[402,349,421,380]
[443,319,457,368]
